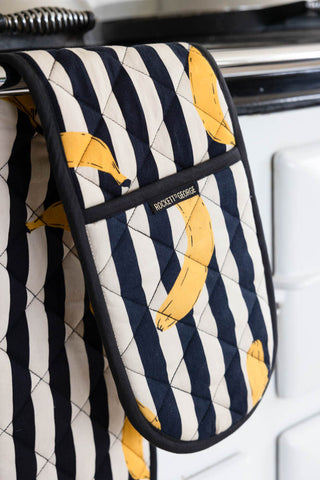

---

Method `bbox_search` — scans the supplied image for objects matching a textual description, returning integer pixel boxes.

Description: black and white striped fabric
[0,42,277,454]
[0,98,155,479]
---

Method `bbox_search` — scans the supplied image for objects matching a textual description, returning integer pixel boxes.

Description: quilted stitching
[10,44,272,444]
[1,236,146,479]
[91,166,270,438]
[46,45,232,205]
[1,114,151,479]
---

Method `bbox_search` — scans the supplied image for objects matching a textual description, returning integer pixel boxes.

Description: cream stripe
[0,100,17,341]
[37,461,58,480]
[119,49,164,189]
[62,224,95,478]
[123,47,176,190]
[128,205,163,305]
[149,149,177,180]
[105,367,125,443]
[104,367,128,479]
[230,162,274,365]
[25,133,55,460]
[151,123,175,169]
[86,215,158,416]
[38,53,105,209]
[25,50,55,78]
[122,206,198,436]
[0,101,14,460]
[194,178,252,418]
[0,432,17,480]
[110,45,128,64]
[128,207,198,440]
[122,50,163,143]
[0,351,14,436]
[149,43,188,91]
[64,330,95,479]
[200,177,250,341]
[152,43,209,165]
[73,48,138,196]
[31,381,56,461]
[177,81,211,165]
[72,48,113,112]
[102,117,137,193]
[71,410,96,480]
[142,437,150,474]
[49,60,73,94]
[109,438,129,480]
[62,232,85,331]
[202,182,252,411]
[216,71,234,140]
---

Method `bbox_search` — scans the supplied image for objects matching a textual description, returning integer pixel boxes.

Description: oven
[1,2,320,479]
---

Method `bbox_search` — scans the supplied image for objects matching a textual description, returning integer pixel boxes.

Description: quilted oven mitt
[0,42,277,453]
[0,95,156,479]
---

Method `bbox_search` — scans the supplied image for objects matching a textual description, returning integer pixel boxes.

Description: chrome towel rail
[1,43,320,96]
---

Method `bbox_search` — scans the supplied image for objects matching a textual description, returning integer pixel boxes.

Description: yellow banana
[246,339,269,406]
[60,131,129,185]
[156,195,214,332]
[121,402,160,479]
[188,46,235,146]
[2,95,39,129]
[122,417,150,480]
[26,201,70,232]
[137,401,161,430]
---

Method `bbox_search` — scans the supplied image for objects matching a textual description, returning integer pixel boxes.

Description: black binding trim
[150,445,157,480]
[194,42,278,376]
[84,147,240,224]
[0,43,277,454]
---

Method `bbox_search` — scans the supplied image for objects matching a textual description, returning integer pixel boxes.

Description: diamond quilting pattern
[90,159,272,441]
[0,103,152,479]
[40,43,233,208]
[5,41,275,450]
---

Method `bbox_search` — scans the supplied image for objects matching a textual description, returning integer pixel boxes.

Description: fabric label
[148,181,199,214]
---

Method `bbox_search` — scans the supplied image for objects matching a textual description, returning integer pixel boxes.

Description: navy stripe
[20,51,85,210]
[207,137,227,158]
[83,296,113,479]
[95,47,159,188]
[136,44,194,169]
[215,167,270,367]
[49,49,121,201]
[145,205,216,439]
[6,110,37,478]
[167,43,190,76]
[206,252,248,424]
[44,176,76,479]
[106,211,181,438]
[133,46,216,437]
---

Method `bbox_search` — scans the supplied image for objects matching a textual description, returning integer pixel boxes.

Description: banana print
[122,401,159,478]
[137,401,161,430]
[122,416,151,480]
[60,131,129,186]
[188,46,235,146]
[246,339,269,406]
[26,201,70,232]
[156,195,214,332]
[3,95,40,129]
